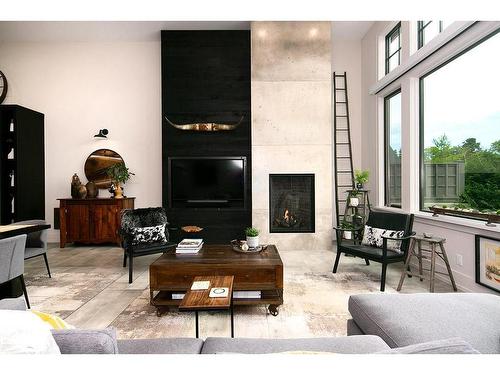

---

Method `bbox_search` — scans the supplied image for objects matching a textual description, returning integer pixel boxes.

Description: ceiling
[0,21,374,43]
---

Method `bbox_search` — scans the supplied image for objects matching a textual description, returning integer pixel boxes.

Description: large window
[385,90,402,208]
[385,23,401,74]
[417,21,445,49]
[420,31,500,219]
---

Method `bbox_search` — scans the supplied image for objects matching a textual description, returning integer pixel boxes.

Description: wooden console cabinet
[58,197,134,247]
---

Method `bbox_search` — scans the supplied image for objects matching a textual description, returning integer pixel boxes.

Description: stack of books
[176,239,203,254]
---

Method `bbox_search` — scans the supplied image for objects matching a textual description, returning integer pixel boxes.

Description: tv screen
[169,157,246,208]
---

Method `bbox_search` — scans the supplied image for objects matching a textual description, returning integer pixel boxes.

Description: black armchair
[332,209,415,291]
[120,207,177,283]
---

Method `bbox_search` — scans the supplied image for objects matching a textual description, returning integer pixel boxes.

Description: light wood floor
[24,244,456,339]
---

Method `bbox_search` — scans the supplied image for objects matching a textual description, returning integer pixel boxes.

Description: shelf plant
[354,169,370,190]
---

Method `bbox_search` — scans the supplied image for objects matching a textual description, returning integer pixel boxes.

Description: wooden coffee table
[150,244,283,316]
[179,276,234,338]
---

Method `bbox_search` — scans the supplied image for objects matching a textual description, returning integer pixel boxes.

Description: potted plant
[354,169,370,190]
[245,227,260,248]
[106,162,134,199]
[340,221,355,240]
[349,191,360,207]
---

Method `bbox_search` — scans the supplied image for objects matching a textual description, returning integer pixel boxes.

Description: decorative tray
[230,240,266,253]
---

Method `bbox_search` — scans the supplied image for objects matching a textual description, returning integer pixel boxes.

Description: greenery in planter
[354,169,370,187]
[106,162,135,184]
[245,227,259,237]
[340,221,356,230]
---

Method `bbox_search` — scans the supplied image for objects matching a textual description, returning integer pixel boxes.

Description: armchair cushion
[361,225,405,252]
[120,207,170,249]
[131,224,167,246]
[341,243,404,259]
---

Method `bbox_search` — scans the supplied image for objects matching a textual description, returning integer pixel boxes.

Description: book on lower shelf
[233,291,261,299]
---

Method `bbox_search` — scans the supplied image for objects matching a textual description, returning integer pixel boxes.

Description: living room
[1,0,499,372]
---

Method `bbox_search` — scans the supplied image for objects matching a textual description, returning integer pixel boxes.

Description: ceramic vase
[114,184,124,199]
[247,235,259,248]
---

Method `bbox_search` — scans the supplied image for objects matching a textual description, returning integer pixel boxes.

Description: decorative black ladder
[333,72,355,226]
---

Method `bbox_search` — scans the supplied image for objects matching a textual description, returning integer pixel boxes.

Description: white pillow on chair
[361,225,405,253]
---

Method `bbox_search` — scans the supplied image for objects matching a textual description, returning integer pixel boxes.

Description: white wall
[251,21,333,250]
[360,22,500,293]
[0,41,162,241]
[331,33,362,171]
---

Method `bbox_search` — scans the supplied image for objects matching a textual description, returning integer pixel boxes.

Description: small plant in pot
[245,227,260,248]
[349,191,360,207]
[354,169,370,190]
[106,162,134,199]
[340,221,356,240]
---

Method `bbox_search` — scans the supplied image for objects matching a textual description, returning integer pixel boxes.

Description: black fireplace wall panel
[161,30,251,243]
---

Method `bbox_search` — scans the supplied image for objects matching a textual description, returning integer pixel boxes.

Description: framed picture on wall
[475,235,500,293]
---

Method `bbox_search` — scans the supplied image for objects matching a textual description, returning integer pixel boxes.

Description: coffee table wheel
[268,305,279,316]
[156,307,164,317]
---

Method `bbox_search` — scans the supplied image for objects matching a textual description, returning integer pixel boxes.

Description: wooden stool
[397,235,457,292]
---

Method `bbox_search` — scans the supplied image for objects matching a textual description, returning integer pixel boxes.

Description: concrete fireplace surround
[251,21,333,250]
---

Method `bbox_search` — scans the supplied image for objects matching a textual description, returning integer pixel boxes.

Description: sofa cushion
[117,338,204,354]
[349,293,500,354]
[0,310,61,354]
[201,335,390,354]
[376,338,480,354]
[51,328,118,354]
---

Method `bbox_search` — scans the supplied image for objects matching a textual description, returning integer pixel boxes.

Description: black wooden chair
[120,207,177,283]
[332,209,415,291]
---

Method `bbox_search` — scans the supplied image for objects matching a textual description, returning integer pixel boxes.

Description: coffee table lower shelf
[151,290,283,316]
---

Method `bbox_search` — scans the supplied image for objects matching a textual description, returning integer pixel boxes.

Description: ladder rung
[335,101,347,104]
[338,185,353,188]
[336,129,349,131]
[336,115,348,117]
[335,88,346,90]
[336,142,351,145]
[336,156,351,159]
[337,171,352,173]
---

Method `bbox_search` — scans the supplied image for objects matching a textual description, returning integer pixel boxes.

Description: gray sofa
[1,293,492,354]
[347,292,500,354]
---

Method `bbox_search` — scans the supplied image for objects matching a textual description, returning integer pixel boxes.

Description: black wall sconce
[94,129,109,139]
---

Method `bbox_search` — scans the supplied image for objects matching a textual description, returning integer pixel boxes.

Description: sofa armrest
[51,328,119,354]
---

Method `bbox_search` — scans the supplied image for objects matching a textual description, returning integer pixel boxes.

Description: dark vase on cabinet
[0,105,45,224]
[58,197,135,247]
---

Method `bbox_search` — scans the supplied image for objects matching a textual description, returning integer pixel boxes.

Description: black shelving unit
[0,105,45,225]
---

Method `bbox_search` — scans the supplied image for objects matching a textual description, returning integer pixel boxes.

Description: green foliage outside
[424,135,500,212]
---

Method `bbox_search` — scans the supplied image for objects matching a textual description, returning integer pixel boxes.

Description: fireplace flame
[283,209,290,223]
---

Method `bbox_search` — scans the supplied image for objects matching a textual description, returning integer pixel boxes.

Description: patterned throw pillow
[361,225,405,253]
[131,224,167,246]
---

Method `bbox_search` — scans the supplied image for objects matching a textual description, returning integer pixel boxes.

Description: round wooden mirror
[84,149,124,189]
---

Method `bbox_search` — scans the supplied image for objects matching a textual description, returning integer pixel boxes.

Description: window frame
[385,22,402,75]
[417,21,444,49]
[418,28,500,219]
[384,88,402,208]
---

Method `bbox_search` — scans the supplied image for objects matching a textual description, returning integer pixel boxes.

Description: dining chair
[0,235,30,308]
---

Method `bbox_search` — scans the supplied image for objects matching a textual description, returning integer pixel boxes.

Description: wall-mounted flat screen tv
[169,157,246,208]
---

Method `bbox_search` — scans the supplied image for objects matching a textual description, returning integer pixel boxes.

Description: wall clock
[0,70,8,104]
